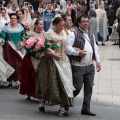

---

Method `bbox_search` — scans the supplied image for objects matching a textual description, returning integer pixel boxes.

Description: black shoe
[39,106,45,112]
[59,110,69,117]
[113,43,116,45]
[81,111,96,116]
[39,100,45,112]
[96,42,99,45]
[7,84,12,88]
[64,106,69,111]
[26,96,31,101]
[101,43,105,46]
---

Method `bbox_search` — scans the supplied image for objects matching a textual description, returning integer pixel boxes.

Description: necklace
[35,31,44,39]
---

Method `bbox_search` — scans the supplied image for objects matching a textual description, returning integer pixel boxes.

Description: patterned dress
[0,23,26,82]
[19,32,43,99]
[36,29,75,106]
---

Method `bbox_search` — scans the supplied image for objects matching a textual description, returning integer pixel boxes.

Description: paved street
[0,41,120,120]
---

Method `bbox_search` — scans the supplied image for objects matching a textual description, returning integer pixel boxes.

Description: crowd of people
[89,0,119,46]
[0,0,119,117]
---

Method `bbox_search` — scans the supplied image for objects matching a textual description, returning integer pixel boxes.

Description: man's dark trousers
[72,64,95,112]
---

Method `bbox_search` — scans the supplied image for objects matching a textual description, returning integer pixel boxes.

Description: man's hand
[79,50,87,58]
[73,47,87,58]
[96,62,101,72]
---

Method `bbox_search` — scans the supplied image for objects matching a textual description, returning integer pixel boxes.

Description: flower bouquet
[25,37,45,57]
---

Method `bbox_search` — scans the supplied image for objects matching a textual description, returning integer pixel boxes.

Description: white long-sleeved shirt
[66,30,100,66]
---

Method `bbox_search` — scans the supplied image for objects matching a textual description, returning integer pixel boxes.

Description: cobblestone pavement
[0,42,120,120]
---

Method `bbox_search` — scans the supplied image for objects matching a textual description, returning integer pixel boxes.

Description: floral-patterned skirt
[36,57,73,107]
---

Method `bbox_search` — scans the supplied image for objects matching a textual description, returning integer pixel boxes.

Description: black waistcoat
[70,28,96,62]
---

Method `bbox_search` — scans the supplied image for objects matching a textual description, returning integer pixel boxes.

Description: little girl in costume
[109,19,119,45]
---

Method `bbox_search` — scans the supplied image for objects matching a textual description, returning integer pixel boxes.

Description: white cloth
[95,8,108,41]
[9,2,19,14]
[0,56,15,82]
[49,14,61,30]
[8,41,26,59]
[0,13,10,32]
[90,2,95,10]
[97,0,104,8]
[66,30,100,66]
[38,7,44,14]
[5,8,10,14]
[60,0,67,12]
[53,56,75,97]
[31,18,37,31]
[0,45,15,82]
[109,23,119,42]
[24,8,32,24]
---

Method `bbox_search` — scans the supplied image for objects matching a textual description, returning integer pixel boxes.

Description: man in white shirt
[61,14,74,36]
[66,15,101,116]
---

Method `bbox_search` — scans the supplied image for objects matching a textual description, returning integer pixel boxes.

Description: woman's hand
[53,54,62,60]
[36,53,41,59]
[73,47,81,51]
[0,40,3,44]
[45,50,62,60]
[18,42,25,49]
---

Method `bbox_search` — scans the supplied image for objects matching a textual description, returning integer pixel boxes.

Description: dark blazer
[107,8,115,26]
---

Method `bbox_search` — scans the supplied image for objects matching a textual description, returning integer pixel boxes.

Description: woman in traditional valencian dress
[19,18,45,100]
[0,8,10,23]
[36,17,75,117]
[95,5,108,45]
[0,8,10,31]
[16,9,31,33]
[27,4,34,19]
[0,13,26,88]
[4,0,12,14]
[8,2,19,14]
[0,8,14,86]
[109,19,119,45]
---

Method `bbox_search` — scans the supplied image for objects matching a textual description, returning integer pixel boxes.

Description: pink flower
[25,37,37,49]
[24,23,31,30]
[34,39,45,51]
